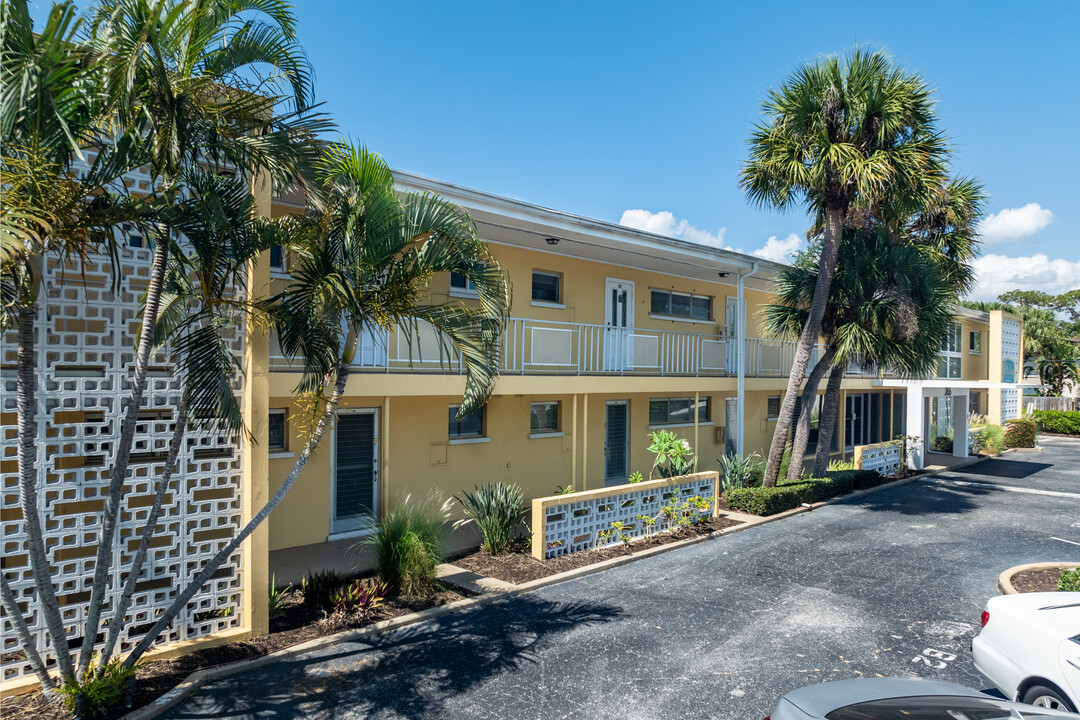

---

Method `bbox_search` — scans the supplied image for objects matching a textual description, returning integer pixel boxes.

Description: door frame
[328,407,381,540]
[604,399,630,485]
[604,278,635,371]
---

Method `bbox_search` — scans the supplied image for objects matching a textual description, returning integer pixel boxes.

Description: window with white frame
[269,245,286,272]
[449,263,485,297]
[531,271,562,304]
[969,330,982,353]
[448,404,484,438]
[649,396,710,425]
[530,401,559,433]
[650,289,712,321]
[937,322,962,378]
[268,409,287,450]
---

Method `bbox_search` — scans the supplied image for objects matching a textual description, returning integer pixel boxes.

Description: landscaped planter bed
[454,515,745,584]
[1,584,470,720]
[1010,567,1070,593]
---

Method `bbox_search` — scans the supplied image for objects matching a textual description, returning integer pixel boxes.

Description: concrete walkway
[159,438,1080,720]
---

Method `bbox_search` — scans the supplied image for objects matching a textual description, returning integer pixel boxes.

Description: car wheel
[1022,684,1077,713]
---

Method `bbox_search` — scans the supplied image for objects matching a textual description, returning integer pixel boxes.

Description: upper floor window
[269,246,285,272]
[649,396,710,425]
[969,330,982,354]
[448,404,484,438]
[937,322,962,378]
[531,271,562,304]
[651,289,711,321]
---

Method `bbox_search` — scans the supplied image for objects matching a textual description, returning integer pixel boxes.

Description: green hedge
[826,468,889,491]
[1058,567,1080,592]
[725,474,855,516]
[1004,417,1037,448]
[1031,410,1080,436]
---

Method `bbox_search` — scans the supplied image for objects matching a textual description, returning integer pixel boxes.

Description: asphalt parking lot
[162,439,1080,720]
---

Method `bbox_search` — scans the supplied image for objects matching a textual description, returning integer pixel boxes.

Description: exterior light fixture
[717,272,731,278]
[545,237,561,246]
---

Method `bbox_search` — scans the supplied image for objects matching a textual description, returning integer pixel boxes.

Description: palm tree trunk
[78,239,169,678]
[787,345,836,480]
[97,401,188,669]
[812,362,846,477]
[123,363,352,668]
[762,206,844,486]
[1,570,56,693]
[15,303,77,683]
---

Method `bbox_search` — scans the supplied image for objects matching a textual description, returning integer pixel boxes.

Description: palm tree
[766,226,955,478]
[1037,342,1079,397]
[741,48,948,486]
[77,0,329,680]
[120,143,510,668]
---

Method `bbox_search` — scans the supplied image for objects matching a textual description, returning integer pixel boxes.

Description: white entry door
[330,408,380,537]
[604,278,635,371]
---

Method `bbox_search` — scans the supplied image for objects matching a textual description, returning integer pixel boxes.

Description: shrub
[648,430,696,478]
[719,451,762,493]
[1058,567,1080,592]
[1031,410,1080,436]
[931,435,953,453]
[554,484,574,495]
[268,574,289,619]
[829,468,888,491]
[367,491,451,597]
[301,569,345,610]
[455,482,526,555]
[329,578,388,616]
[970,423,1005,455]
[627,471,644,483]
[827,458,855,471]
[1004,417,1037,448]
[724,474,854,516]
[60,657,137,718]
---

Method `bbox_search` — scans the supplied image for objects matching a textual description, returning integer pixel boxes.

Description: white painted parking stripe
[1051,537,1080,547]
[920,476,1080,500]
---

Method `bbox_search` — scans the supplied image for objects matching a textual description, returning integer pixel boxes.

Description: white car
[972,591,1080,712]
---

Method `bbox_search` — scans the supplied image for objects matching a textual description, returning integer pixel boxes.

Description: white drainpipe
[736,261,759,457]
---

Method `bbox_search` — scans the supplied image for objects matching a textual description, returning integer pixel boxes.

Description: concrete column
[952,391,969,458]
[906,385,924,470]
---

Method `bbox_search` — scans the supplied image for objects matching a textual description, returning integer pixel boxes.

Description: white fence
[853,440,903,477]
[530,471,719,560]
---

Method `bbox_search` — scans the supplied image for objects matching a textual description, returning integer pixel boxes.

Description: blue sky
[32,1,1080,300]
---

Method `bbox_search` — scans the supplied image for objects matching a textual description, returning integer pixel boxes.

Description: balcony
[270,318,840,379]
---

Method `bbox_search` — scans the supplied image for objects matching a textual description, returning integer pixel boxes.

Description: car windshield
[825,695,1062,720]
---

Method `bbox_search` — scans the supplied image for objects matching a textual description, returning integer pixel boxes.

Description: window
[767,396,781,421]
[969,330,982,353]
[269,246,285,271]
[531,271,562,304]
[936,322,962,379]
[649,397,710,425]
[268,410,287,450]
[530,402,559,433]
[970,391,981,416]
[650,289,711,321]
[449,264,485,297]
[448,405,484,438]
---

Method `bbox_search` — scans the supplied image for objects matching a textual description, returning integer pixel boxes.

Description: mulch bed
[1010,567,1069,593]
[453,516,745,585]
[1,584,470,720]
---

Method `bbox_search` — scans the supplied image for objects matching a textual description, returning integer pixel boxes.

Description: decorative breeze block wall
[0,242,246,686]
[854,441,902,477]
[1001,318,1021,421]
[531,472,719,560]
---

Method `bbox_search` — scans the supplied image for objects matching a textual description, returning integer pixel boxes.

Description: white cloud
[977,203,1053,245]
[968,253,1080,302]
[752,233,803,264]
[619,209,729,249]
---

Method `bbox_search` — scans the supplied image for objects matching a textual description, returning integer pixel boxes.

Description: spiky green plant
[719,452,762,492]
[366,491,451,598]
[455,482,526,555]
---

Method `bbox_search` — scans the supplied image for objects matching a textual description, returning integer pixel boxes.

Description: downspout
[736,261,759,457]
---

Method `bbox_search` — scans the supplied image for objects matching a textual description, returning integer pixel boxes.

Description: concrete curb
[997,562,1079,595]
[123,457,985,720]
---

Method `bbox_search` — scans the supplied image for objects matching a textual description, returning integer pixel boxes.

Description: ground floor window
[449,404,484,438]
[649,396,710,425]
[766,396,780,421]
[268,409,288,450]
[530,401,559,433]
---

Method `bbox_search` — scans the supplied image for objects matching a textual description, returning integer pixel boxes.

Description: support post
[735,262,758,457]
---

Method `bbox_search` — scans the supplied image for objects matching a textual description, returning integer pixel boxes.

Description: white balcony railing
[269,317,836,379]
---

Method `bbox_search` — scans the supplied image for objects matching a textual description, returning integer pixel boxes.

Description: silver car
[767,677,1080,719]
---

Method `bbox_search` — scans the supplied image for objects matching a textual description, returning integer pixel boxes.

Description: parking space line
[919,477,1080,499]
[1051,537,1080,547]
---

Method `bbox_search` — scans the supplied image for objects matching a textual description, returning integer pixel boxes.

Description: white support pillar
[735,262,758,457]
[906,385,924,470]
[952,391,969,459]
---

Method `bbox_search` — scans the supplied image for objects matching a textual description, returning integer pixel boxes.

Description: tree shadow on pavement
[840,481,991,516]
[168,594,623,720]
[948,458,1052,479]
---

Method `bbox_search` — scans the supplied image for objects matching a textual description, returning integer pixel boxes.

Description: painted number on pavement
[912,648,957,669]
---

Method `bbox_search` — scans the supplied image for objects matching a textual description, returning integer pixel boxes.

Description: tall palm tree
[766,226,955,478]
[77,0,329,680]
[121,143,511,667]
[741,48,947,486]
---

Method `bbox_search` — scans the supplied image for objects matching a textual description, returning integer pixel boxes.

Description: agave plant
[455,482,526,555]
